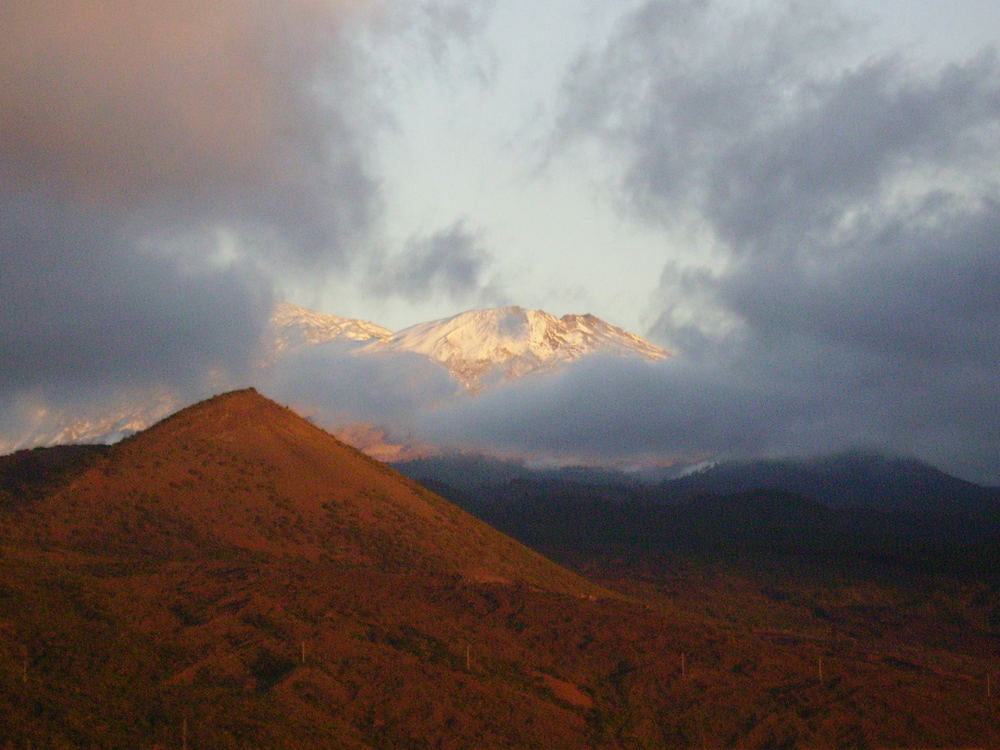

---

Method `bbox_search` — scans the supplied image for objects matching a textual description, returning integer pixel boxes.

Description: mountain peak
[117,386,299,446]
[368,306,670,388]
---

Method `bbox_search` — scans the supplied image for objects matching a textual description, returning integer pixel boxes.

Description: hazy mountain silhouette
[398,449,1000,519]
[398,452,1000,579]
[663,451,1000,518]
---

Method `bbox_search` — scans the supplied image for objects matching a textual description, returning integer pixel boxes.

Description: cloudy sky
[2,0,999,482]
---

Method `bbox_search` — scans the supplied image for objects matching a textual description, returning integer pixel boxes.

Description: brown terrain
[0,389,996,748]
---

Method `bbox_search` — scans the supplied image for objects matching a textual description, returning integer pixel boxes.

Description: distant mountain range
[1,302,669,454]
[660,451,1000,517]
[398,450,1000,579]
[397,449,1000,521]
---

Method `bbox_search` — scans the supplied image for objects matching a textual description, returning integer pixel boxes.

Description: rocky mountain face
[366,306,670,389]
[270,302,670,387]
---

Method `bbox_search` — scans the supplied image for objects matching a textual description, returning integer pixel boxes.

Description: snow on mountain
[270,302,669,389]
[268,301,392,355]
[367,306,670,388]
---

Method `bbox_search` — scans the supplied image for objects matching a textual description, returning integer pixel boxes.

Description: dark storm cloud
[367,222,507,305]
[558,2,1000,251]
[556,1,857,217]
[499,0,1000,482]
[0,198,273,391]
[0,0,405,450]
[704,52,1000,251]
[721,195,1000,366]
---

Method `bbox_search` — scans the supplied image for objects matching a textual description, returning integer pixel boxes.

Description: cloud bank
[519,0,1000,482]
[264,341,459,426]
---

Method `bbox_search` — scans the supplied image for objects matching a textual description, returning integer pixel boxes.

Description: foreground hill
[0,391,995,748]
[4,389,597,597]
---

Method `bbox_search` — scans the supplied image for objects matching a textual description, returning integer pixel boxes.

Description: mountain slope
[0,443,109,509]
[7,389,601,597]
[0,390,626,747]
[368,306,670,388]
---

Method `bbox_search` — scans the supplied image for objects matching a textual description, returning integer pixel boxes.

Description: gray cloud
[0,198,273,392]
[722,194,1000,366]
[705,52,1000,252]
[504,0,1000,482]
[557,2,858,221]
[369,0,497,87]
[0,0,379,267]
[0,0,380,403]
[367,221,507,305]
[261,340,459,427]
[558,2,1000,251]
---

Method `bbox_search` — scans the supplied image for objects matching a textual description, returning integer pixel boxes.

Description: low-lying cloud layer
[264,341,459,426]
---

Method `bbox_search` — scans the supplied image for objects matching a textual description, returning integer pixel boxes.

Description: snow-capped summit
[367,306,670,388]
